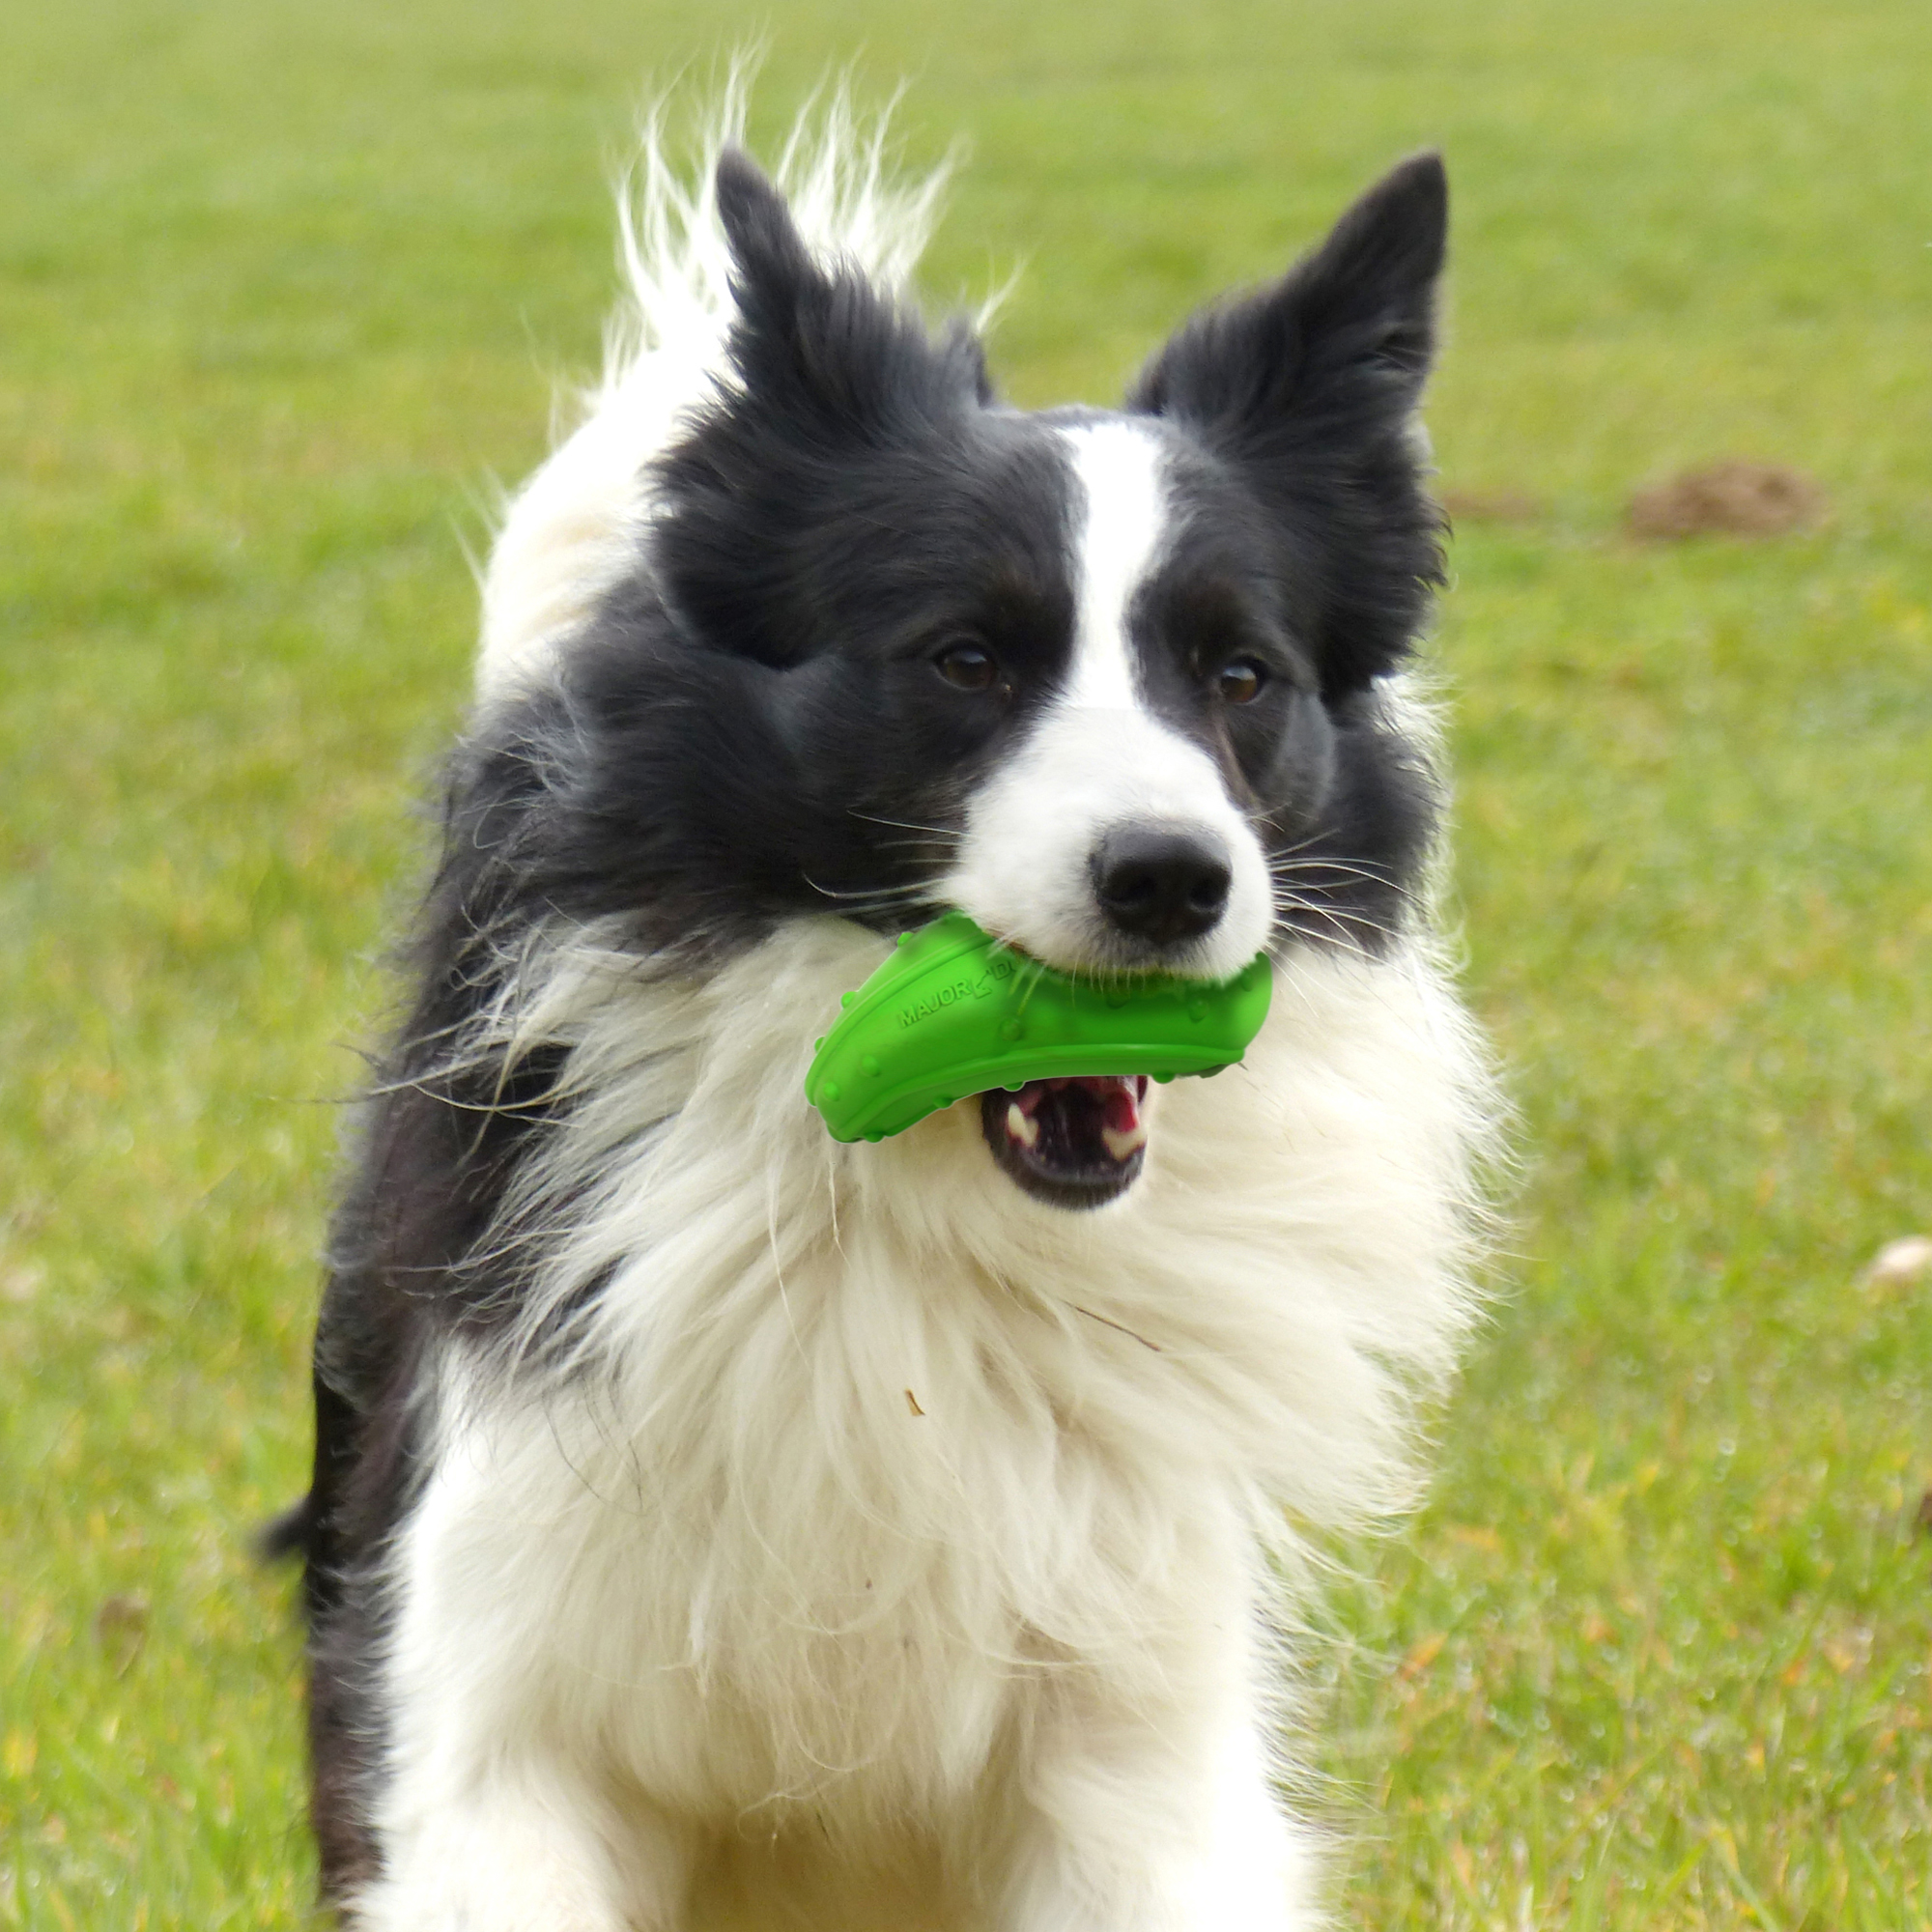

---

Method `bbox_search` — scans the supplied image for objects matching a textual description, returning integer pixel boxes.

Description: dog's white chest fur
[359,918,1484,1928]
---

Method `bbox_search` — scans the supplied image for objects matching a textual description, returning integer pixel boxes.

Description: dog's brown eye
[933,642,1000,693]
[1215,658,1267,704]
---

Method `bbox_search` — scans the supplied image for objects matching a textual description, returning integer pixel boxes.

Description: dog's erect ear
[712,148,986,432]
[1126,154,1448,695]
[653,153,991,664]
[1128,152,1446,434]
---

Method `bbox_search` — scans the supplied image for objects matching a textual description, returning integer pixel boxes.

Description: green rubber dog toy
[805,912,1274,1144]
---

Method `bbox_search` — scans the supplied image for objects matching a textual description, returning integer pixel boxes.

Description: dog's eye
[932,642,1001,694]
[1214,658,1268,705]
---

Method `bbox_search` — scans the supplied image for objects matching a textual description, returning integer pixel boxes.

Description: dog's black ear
[713,147,982,434]
[1129,152,1445,434]
[1126,155,1448,694]
[652,152,992,665]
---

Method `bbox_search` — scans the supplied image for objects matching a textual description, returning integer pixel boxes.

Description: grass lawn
[4,0,1930,1924]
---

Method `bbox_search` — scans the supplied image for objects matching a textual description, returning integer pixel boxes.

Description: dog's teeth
[1006,1102,1040,1150]
[1100,1120,1149,1162]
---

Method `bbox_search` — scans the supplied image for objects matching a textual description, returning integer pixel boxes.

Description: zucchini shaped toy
[805,912,1273,1151]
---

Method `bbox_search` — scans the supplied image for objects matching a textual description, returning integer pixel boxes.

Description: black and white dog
[284,104,1492,1931]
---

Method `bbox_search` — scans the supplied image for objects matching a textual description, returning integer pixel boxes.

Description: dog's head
[557,150,1448,1207]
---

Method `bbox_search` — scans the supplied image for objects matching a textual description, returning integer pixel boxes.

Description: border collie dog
[287,104,1492,1932]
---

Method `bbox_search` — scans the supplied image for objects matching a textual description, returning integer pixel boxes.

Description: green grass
[5,0,1931,1924]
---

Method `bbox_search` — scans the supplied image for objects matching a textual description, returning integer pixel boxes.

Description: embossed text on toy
[896,954,1016,1028]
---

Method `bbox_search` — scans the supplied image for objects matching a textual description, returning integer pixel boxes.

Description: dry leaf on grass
[1,1264,44,1303]
[1864,1234,1932,1289]
[94,1593,149,1674]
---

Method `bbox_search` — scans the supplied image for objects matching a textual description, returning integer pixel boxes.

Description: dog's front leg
[1001,1682,1320,1932]
[347,1747,696,1932]
[340,1428,699,1932]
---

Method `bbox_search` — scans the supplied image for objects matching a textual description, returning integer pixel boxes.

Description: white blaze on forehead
[1058,420,1171,710]
[943,415,1277,981]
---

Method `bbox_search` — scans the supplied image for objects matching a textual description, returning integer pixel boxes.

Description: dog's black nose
[1093,825,1232,946]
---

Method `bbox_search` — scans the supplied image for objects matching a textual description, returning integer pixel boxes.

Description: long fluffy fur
[292,92,1497,1932]
[478,83,950,705]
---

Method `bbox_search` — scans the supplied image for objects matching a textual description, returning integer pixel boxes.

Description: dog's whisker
[1269,890,1400,953]
[801,876,932,907]
[867,833,952,848]
[847,810,965,841]
[1265,857,1427,915]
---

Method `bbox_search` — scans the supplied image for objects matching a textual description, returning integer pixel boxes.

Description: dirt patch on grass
[1626,460,1825,541]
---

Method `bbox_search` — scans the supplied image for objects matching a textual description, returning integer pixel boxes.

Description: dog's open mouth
[980,1075,1150,1209]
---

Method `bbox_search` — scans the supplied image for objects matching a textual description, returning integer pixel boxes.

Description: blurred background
[3,1,1929,1924]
